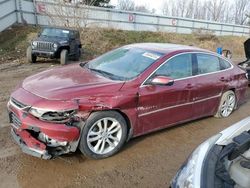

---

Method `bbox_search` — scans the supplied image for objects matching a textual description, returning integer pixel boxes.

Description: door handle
[220,77,227,82]
[186,84,193,89]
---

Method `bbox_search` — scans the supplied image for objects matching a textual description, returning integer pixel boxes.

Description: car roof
[127,43,211,55]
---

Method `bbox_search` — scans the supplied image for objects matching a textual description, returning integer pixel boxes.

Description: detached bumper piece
[11,128,52,159]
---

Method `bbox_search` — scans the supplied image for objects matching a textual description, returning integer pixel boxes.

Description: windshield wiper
[80,63,125,80]
[80,61,88,68]
[89,68,124,81]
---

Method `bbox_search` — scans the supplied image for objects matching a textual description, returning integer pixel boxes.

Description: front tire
[60,49,68,65]
[26,46,36,63]
[79,111,128,159]
[215,90,236,118]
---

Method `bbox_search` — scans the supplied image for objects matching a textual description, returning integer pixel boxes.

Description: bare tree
[117,0,151,13]
[43,0,99,29]
[135,5,150,13]
[178,0,187,17]
[193,0,202,19]
[223,3,235,23]
[117,0,135,11]
[170,0,179,17]
[247,14,250,25]
[206,0,225,21]
[185,0,195,18]
[162,0,170,15]
[162,0,178,17]
[162,0,250,25]
[234,0,249,24]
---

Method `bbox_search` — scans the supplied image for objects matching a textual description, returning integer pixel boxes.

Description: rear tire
[60,49,68,65]
[26,46,36,63]
[215,90,236,118]
[79,111,127,159]
[73,48,81,61]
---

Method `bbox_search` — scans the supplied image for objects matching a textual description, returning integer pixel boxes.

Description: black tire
[60,49,68,65]
[215,90,236,118]
[79,111,128,159]
[26,46,37,63]
[72,48,81,61]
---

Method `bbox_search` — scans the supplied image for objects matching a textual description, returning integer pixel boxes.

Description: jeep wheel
[73,48,81,61]
[26,46,37,63]
[79,111,128,159]
[60,49,68,65]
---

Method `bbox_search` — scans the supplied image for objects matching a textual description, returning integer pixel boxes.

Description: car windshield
[41,28,70,38]
[83,47,163,81]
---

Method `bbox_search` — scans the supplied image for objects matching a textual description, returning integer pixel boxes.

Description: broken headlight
[171,134,221,188]
[29,107,76,122]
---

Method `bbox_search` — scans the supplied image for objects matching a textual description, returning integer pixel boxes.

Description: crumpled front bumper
[7,98,81,159]
[11,128,52,159]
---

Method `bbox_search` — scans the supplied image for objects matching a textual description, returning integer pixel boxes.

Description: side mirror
[150,76,174,86]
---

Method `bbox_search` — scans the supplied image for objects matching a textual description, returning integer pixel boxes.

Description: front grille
[36,41,54,51]
[11,97,27,109]
[9,112,22,128]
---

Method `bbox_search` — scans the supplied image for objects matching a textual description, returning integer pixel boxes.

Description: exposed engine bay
[217,131,250,188]
[238,38,250,82]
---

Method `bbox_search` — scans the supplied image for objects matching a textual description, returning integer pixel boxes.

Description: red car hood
[22,64,125,100]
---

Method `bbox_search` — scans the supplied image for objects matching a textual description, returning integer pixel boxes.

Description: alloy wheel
[220,93,236,117]
[87,118,122,155]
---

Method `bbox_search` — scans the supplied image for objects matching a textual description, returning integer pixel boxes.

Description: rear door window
[197,54,220,74]
[220,58,232,70]
[154,54,193,79]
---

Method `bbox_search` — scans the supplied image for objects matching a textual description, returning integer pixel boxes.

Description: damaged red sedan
[7,43,248,159]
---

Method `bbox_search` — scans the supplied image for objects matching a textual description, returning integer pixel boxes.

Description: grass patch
[81,28,247,60]
[0,25,38,61]
[0,25,247,63]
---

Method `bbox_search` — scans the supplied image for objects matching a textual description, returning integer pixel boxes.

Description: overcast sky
[110,0,164,14]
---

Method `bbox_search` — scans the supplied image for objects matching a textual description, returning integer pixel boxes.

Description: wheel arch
[114,109,133,141]
[228,88,235,93]
[58,46,70,54]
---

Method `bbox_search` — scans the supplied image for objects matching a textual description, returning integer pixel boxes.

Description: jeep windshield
[41,28,70,38]
[82,47,163,81]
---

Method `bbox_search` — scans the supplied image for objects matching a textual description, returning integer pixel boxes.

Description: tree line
[61,0,250,25]
[117,0,250,25]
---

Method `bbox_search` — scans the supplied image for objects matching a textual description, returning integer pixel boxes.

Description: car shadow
[57,116,212,163]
